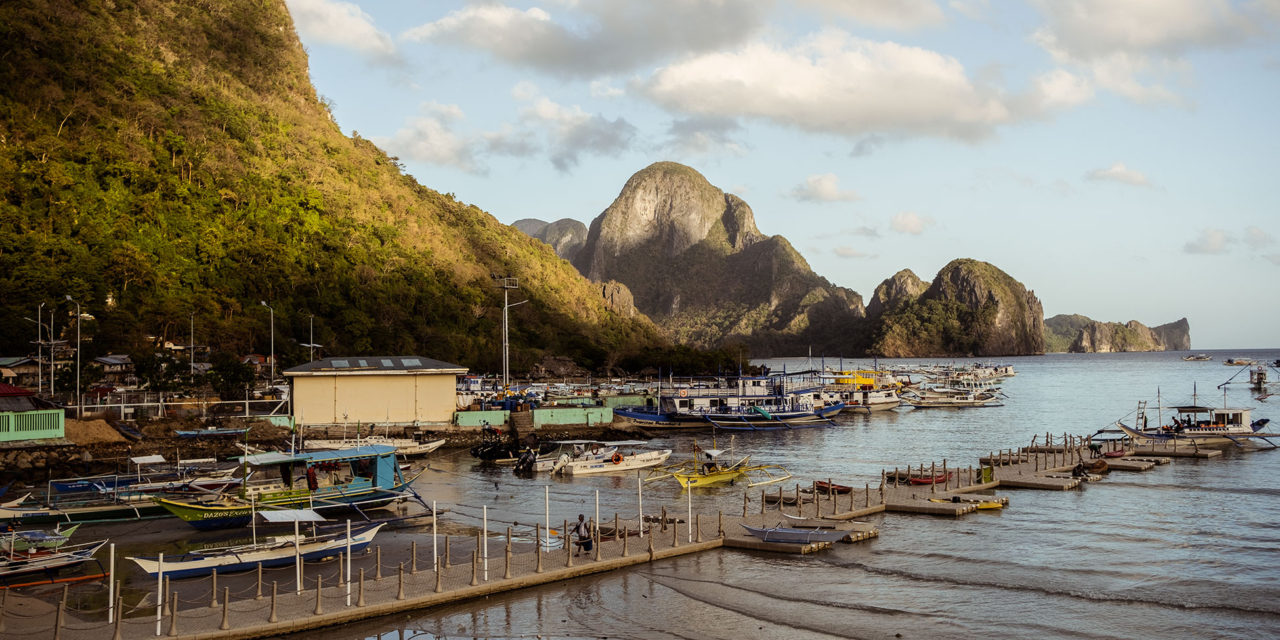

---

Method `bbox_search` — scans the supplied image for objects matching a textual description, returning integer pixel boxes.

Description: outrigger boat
[307,434,446,458]
[128,510,385,579]
[1115,404,1272,447]
[614,371,845,429]
[646,440,791,489]
[155,445,421,530]
[739,523,848,544]
[1,539,107,586]
[2,524,81,553]
[511,440,619,474]
[555,442,672,476]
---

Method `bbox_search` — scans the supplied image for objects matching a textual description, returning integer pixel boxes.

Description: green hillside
[0,0,682,374]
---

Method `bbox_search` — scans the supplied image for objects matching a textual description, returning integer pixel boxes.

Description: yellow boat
[929,497,1004,509]
[647,441,791,489]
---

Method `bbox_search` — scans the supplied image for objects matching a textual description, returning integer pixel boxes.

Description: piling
[535,523,544,573]
[647,533,655,562]
[256,563,264,600]
[211,568,219,608]
[112,594,122,640]
[268,582,278,622]
[622,526,631,557]
[434,555,444,593]
[397,564,406,600]
[357,569,366,607]
[411,541,418,574]
[471,550,480,586]
[696,514,703,543]
[167,590,178,637]
[444,536,451,568]
[220,587,230,630]
[376,546,383,580]
[744,492,749,517]
[314,574,324,615]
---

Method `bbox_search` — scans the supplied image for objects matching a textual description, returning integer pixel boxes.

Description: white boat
[306,435,446,457]
[513,440,617,473]
[1116,404,1271,447]
[556,442,672,475]
[901,387,1001,408]
[1,539,107,585]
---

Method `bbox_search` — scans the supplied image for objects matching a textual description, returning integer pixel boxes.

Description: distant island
[1044,315,1190,353]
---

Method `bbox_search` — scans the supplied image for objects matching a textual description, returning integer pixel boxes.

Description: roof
[94,354,132,366]
[0,382,34,398]
[258,509,326,523]
[284,356,467,377]
[0,357,35,367]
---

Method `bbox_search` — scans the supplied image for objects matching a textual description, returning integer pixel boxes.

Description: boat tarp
[548,439,648,446]
[257,509,326,523]
[130,455,167,465]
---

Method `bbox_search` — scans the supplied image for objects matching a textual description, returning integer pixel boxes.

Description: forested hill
[0,0,679,374]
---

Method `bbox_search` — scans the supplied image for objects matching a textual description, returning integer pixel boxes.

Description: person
[570,513,593,556]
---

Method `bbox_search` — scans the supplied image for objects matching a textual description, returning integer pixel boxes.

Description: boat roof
[130,455,167,465]
[238,444,397,465]
[257,509,326,523]
[701,449,726,458]
[548,439,648,446]
[1173,405,1250,413]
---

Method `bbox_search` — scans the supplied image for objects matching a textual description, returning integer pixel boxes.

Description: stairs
[509,410,533,439]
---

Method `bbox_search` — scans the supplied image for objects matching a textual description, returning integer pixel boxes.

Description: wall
[292,373,457,426]
[0,409,65,442]
[531,407,613,429]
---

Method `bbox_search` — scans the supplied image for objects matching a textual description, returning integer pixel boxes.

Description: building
[94,354,136,386]
[285,356,467,428]
[0,357,40,388]
[0,382,64,443]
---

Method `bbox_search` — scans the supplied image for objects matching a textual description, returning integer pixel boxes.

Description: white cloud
[1031,0,1267,103]
[402,1,767,77]
[517,93,636,172]
[797,0,945,29]
[286,0,400,64]
[890,211,934,235]
[1085,162,1151,186]
[642,30,1014,141]
[589,81,625,99]
[790,174,861,202]
[1245,226,1274,249]
[374,102,479,172]
[834,246,873,258]
[1025,69,1095,111]
[1183,228,1232,254]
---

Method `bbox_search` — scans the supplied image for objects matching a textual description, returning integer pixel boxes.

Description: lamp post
[65,295,80,420]
[300,315,324,363]
[259,301,274,387]
[497,278,525,389]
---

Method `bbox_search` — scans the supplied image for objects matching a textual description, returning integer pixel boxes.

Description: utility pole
[35,303,44,394]
[190,312,195,377]
[497,277,525,390]
[259,301,275,387]
[65,295,80,420]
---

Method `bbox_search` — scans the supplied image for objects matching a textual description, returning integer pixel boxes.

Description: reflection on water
[102,351,1280,638]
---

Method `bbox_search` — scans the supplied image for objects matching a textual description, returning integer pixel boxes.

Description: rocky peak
[924,258,1044,355]
[867,269,928,317]
[511,218,588,262]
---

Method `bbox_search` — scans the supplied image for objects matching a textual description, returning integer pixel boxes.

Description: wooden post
[660,507,667,532]
[375,545,383,580]
[535,523,544,573]
[398,563,406,600]
[672,518,679,547]
[744,492,749,517]
[53,585,65,640]
[220,587,230,630]
[444,535,451,568]
[565,520,573,567]
[865,483,870,508]
[411,540,418,574]
[268,582,278,622]
[166,590,178,637]
[614,513,620,541]
[210,568,219,608]
[112,594,123,640]
[435,555,445,592]
[760,489,766,514]
[314,574,324,615]
[942,460,948,489]
[893,466,899,487]
[471,550,480,585]
[357,569,366,607]
[505,541,512,579]
[695,514,703,543]
[256,563,264,600]
[622,526,630,557]
[718,511,724,538]
[647,532,655,562]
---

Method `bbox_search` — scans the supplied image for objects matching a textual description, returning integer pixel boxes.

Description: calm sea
[92,350,1280,639]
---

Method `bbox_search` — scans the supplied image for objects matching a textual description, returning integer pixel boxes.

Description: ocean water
[87,350,1280,639]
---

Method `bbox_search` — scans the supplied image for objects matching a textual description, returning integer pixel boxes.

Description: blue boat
[615,371,844,429]
[127,521,385,579]
[155,445,420,530]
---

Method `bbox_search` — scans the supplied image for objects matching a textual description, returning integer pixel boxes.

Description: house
[0,357,40,389]
[285,356,467,428]
[94,354,137,386]
[0,382,64,443]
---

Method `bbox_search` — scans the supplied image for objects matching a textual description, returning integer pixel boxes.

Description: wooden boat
[1224,358,1256,366]
[512,440,618,474]
[813,481,853,494]
[0,494,171,525]
[908,472,953,485]
[307,435,446,458]
[647,445,790,489]
[739,523,848,544]
[1101,449,1127,459]
[0,539,106,586]
[928,498,1003,509]
[1182,354,1212,361]
[128,521,385,579]
[557,444,672,476]
[613,371,844,428]
[2,524,80,553]
[155,445,420,530]
[1115,403,1272,447]
[175,426,250,437]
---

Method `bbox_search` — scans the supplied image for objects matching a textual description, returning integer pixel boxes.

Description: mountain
[1049,316,1190,353]
[571,162,866,354]
[866,269,929,317]
[511,218,588,262]
[873,259,1044,357]
[0,0,677,374]
[1044,314,1096,352]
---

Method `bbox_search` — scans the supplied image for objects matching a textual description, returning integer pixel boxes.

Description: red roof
[0,382,34,397]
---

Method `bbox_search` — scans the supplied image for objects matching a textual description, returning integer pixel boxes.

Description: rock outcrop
[873,259,1044,357]
[866,269,929,317]
[1068,317,1190,353]
[511,218,588,262]
[572,162,865,354]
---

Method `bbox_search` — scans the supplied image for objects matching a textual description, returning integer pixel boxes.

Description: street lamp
[259,301,274,386]
[24,304,45,394]
[65,295,80,420]
[300,314,323,363]
[496,277,526,389]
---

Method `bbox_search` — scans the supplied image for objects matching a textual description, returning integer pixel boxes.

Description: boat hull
[561,450,672,475]
[129,523,385,579]
[739,524,847,544]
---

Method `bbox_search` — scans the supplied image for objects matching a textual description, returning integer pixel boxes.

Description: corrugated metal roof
[257,509,326,523]
[284,355,466,376]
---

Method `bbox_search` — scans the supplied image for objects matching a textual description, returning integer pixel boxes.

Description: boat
[512,440,618,474]
[1183,354,1212,361]
[155,445,420,530]
[819,369,904,412]
[0,492,173,525]
[0,539,107,586]
[908,472,953,485]
[646,443,791,489]
[2,524,81,553]
[901,387,1002,408]
[928,497,1004,509]
[812,480,853,494]
[555,442,672,476]
[1224,358,1257,366]
[307,435,446,458]
[739,523,848,544]
[175,426,251,437]
[128,516,385,579]
[613,371,844,429]
[1115,403,1272,447]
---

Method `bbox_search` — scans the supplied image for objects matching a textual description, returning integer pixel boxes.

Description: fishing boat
[2,524,81,553]
[555,442,672,476]
[155,445,420,530]
[614,371,844,429]
[0,539,107,586]
[820,369,904,412]
[1183,354,1212,361]
[646,443,791,489]
[128,515,385,579]
[1115,404,1271,447]
[175,426,250,437]
[1224,358,1257,366]
[511,440,618,474]
[901,388,1001,408]
[0,491,172,525]
[739,523,848,544]
[928,497,1004,509]
[307,434,446,458]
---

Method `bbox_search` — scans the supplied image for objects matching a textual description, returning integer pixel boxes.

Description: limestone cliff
[873,259,1044,357]
[572,162,865,354]
[867,269,929,317]
[1068,318,1190,353]
[511,218,588,263]
[1044,314,1095,353]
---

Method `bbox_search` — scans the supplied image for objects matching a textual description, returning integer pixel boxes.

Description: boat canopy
[238,444,397,466]
[257,509,326,523]
[547,439,648,446]
[130,455,167,465]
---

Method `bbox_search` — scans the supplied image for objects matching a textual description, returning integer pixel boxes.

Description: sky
[283,0,1280,349]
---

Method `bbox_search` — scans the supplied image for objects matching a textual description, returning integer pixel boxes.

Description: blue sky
[284,0,1280,349]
